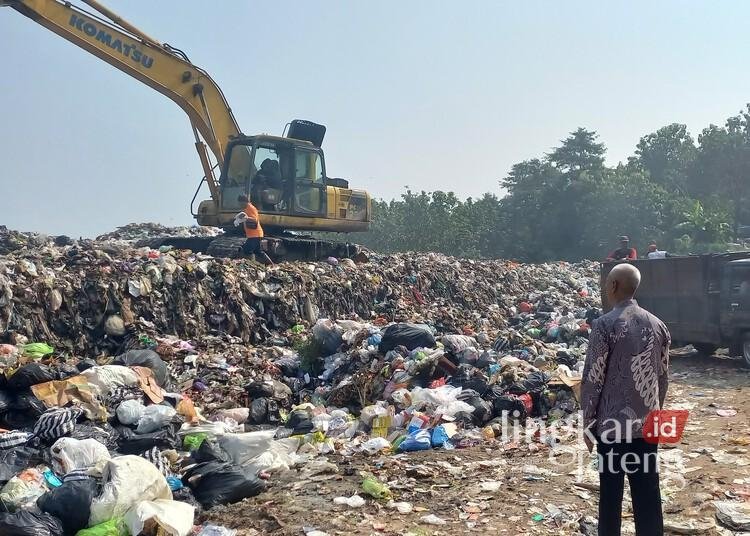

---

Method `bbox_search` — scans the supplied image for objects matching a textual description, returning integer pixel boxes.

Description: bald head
[606,263,641,304]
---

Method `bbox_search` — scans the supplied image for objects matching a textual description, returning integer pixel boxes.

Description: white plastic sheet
[124,499,195,536]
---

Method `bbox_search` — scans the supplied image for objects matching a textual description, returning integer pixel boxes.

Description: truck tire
[743,335,750,369]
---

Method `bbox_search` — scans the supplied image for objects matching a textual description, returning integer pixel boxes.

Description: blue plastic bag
[397,429,431,452]
[367,334,382,346]
[430,425,450,448]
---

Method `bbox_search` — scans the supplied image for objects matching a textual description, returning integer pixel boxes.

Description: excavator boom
[7,0,242,201]
[5,0,372,261]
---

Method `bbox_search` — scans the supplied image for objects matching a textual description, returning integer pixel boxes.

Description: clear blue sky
[2,1,749,236]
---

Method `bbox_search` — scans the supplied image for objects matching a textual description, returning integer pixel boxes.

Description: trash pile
[95,223,224,242]
[0,226,601,535]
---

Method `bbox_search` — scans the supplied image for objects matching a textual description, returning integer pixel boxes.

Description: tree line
[354,105,750,262]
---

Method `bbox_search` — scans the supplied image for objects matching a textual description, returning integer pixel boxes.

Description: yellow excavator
[4,0,371,260]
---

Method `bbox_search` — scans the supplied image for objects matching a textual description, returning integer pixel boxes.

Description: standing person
[581,263,670,536]
[606,236,638,261]
[646,243,672,259]
[237,195,273,264]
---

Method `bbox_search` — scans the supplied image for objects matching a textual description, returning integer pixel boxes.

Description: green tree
[547,128,605,175]
[630,123,696,194]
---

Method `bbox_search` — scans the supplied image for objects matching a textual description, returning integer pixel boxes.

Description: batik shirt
[581,299,671,439]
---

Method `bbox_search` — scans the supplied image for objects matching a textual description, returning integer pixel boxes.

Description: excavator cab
[219,135,328,227]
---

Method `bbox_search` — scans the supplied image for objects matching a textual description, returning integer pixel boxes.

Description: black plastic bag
[244,381,274,399]
[379,323,436,353]
[0,510,64,536]
[0,447,42,485]
[76,359,96,372]
[114,349,168,386]
[191,437,231,464]
[249,397,268,424]
[6,364,56,391]
[182,461,266,508]
[69,422,119,450]
[0,389,11,413]
[37,479,96,535]
[555,351,578,368]
[283,376,303,393]
[1,392,46,430]
[115,423,178,454]
[274,357,300,377]
[491,395,528,422]
[465,396,493,424]
[56,364,79,380]
[507,371,548,396]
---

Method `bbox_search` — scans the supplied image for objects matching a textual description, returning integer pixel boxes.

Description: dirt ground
[202,352,750,535]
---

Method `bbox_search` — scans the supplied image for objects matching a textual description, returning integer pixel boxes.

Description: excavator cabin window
[221,142,326,217]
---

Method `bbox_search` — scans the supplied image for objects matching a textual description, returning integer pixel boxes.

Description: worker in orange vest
[237,195,273,264]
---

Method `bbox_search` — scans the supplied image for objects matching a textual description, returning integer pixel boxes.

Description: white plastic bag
[311,319,343,354]
[50,437,111,475]
[136,404,177,434]
[361,437,391,455]
[81,365,139,397]
[116,399,146,425]
[124,499,195,536]
[219,432,300,475]
[89,455,172,526]
[409,386,474,417]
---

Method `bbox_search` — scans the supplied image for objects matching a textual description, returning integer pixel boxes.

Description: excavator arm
[5,0,243,202]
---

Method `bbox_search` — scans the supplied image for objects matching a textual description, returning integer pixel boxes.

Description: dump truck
[4,0,372,261]
[601,253,750,367]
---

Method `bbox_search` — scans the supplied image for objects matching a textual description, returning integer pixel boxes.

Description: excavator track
[136,234,365,262]
[205,236,245,259]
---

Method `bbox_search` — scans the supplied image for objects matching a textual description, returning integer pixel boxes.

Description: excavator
[4,0,372,260]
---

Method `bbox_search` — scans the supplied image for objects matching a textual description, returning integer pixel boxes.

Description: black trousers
[597,438,663,536]
[242,237,262,255]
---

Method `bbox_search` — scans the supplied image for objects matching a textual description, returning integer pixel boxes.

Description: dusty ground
[202,352,750,535]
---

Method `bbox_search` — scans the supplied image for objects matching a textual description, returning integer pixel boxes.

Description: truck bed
[600,253,750,346]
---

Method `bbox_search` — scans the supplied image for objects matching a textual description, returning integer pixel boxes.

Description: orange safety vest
[243,202,264,239]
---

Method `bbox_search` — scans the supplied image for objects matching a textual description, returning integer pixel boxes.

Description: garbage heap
[0,224,600,535]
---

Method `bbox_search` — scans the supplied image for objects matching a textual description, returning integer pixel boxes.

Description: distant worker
[646,243,672,259]
[606,236,637,261]
[581,263,670,536]
[236,195,273,264]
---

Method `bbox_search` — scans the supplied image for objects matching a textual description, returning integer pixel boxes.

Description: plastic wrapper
[0,470,49,512]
